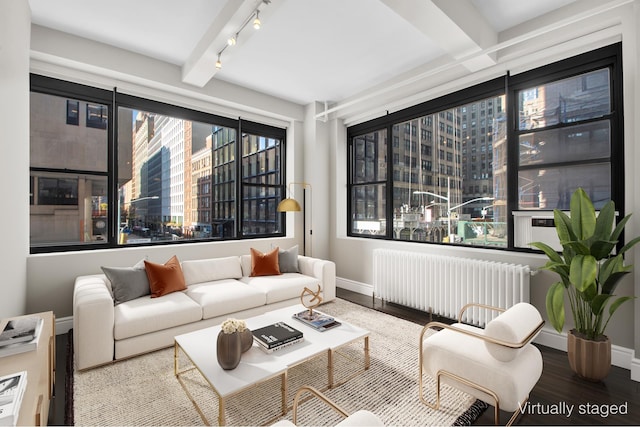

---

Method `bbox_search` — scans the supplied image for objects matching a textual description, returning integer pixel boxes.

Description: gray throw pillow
[101,263,150,305]
[278,245,300,273]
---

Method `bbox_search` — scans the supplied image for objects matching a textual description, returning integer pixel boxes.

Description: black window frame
[30,75,287,253]
[347,43,624,252]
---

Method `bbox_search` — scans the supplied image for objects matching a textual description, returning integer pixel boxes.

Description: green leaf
[590,294,613,316]
[569,254,597,293]
[554,210,574,243]
[619,235,640,256]
[564,241,591,256]
[530,241,563,263]
[546,282,565,333]
[590,240,617,259]
[570,188,596,240]
[609,296,635,316]
[610,214,630,242]
[601,271,630,295]
[593,201,615,241]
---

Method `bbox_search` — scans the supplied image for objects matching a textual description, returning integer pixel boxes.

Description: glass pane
[242,185,282,235]
[518,69,610,131]
[30,173,108,247]
[241,132,282,235]
[118,108,236,243]
[353,130,387,184]
[518,163,610,210]
[351,184,386,236]
[519,121,610,166]
[390,96,507,247]
[31,92,108,172]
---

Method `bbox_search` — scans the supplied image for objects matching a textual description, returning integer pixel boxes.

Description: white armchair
[272,385,383,426]
[419,302,544,426]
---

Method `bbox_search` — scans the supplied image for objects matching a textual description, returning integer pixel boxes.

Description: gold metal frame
[174,334,370,426]
[418,303,544,426]
[291,385,350,424]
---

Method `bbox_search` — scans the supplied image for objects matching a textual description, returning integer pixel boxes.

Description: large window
[348,43,623,249]
[30,76,286,252]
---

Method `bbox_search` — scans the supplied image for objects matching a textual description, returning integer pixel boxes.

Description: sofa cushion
[144,255,187,298]
[240,273,319,304]
[250,247,281,276]
[101,262,150,305]
[185,279,267,319]
[113,291,202,340]
[278,245,300,273]
[181,256,243,286]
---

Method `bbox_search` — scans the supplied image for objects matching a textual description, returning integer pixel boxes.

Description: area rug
[72,298,487,426]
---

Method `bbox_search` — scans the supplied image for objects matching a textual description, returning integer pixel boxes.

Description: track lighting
[214,1,269,71]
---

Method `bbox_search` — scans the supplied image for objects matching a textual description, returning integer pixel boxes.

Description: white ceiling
[28,0,579,105]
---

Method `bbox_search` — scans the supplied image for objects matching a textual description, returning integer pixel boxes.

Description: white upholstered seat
[420,302,544,426]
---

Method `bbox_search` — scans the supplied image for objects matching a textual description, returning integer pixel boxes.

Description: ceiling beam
[380,0,497,72]
[182,0,265,87]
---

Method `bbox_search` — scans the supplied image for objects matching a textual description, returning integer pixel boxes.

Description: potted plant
[531,188,640,381]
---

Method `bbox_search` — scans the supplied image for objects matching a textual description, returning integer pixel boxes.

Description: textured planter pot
[240,329,253,353]
[217,331,242,370]
[567,330,611,382]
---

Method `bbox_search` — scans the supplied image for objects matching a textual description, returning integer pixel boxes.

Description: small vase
[217,331,242,370]
[240,329,253,353]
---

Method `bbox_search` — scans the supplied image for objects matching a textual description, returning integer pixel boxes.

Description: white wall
[325,1,640,376]
[0,1,30,318]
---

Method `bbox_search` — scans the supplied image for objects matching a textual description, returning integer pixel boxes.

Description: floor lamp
[277,182,312,256]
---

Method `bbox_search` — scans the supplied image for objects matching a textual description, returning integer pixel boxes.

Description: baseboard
[336,277,373,296]
[55,315,73,335]
[631,358,640,382]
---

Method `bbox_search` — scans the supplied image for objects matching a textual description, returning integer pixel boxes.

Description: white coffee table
[174,304,370,426]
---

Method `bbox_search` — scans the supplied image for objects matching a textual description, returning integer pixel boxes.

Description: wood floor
[336,288,640,425]
[48,289,640,425]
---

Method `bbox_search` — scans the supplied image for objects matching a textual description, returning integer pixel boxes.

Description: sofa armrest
[73,275,115,370]
[298,256,336,302]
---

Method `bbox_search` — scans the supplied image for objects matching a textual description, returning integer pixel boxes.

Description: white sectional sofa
[73,253,336,370]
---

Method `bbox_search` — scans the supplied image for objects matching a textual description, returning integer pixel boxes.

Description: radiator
[373,249,530,326]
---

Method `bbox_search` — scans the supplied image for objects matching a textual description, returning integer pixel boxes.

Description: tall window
[30,83,110,248]
[515,69,613,210]
[347,43,623,250]
[30,76,286,252]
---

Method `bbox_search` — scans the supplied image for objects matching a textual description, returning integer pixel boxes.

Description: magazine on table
[0,317,43,358]
[252,322,303,349]
[0,371,27,427]
[292,309,341,332]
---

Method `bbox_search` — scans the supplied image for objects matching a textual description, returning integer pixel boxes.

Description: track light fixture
[214,0,269,71]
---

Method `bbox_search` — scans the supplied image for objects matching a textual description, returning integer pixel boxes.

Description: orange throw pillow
[144,255,187,298]
[250,247,281,277]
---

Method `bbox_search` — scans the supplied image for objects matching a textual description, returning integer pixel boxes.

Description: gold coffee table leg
[218,396,226,426]
[328,349,334,388]
[281,371,288,415]
[364,336,370,370]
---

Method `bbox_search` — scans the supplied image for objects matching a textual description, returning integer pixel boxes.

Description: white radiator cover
[373,249,530,326]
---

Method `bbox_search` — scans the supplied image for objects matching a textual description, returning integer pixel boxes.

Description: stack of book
[0,317,43,358]
[0,371,27,427]
[292,309,341,331]
[252,322,303,353]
